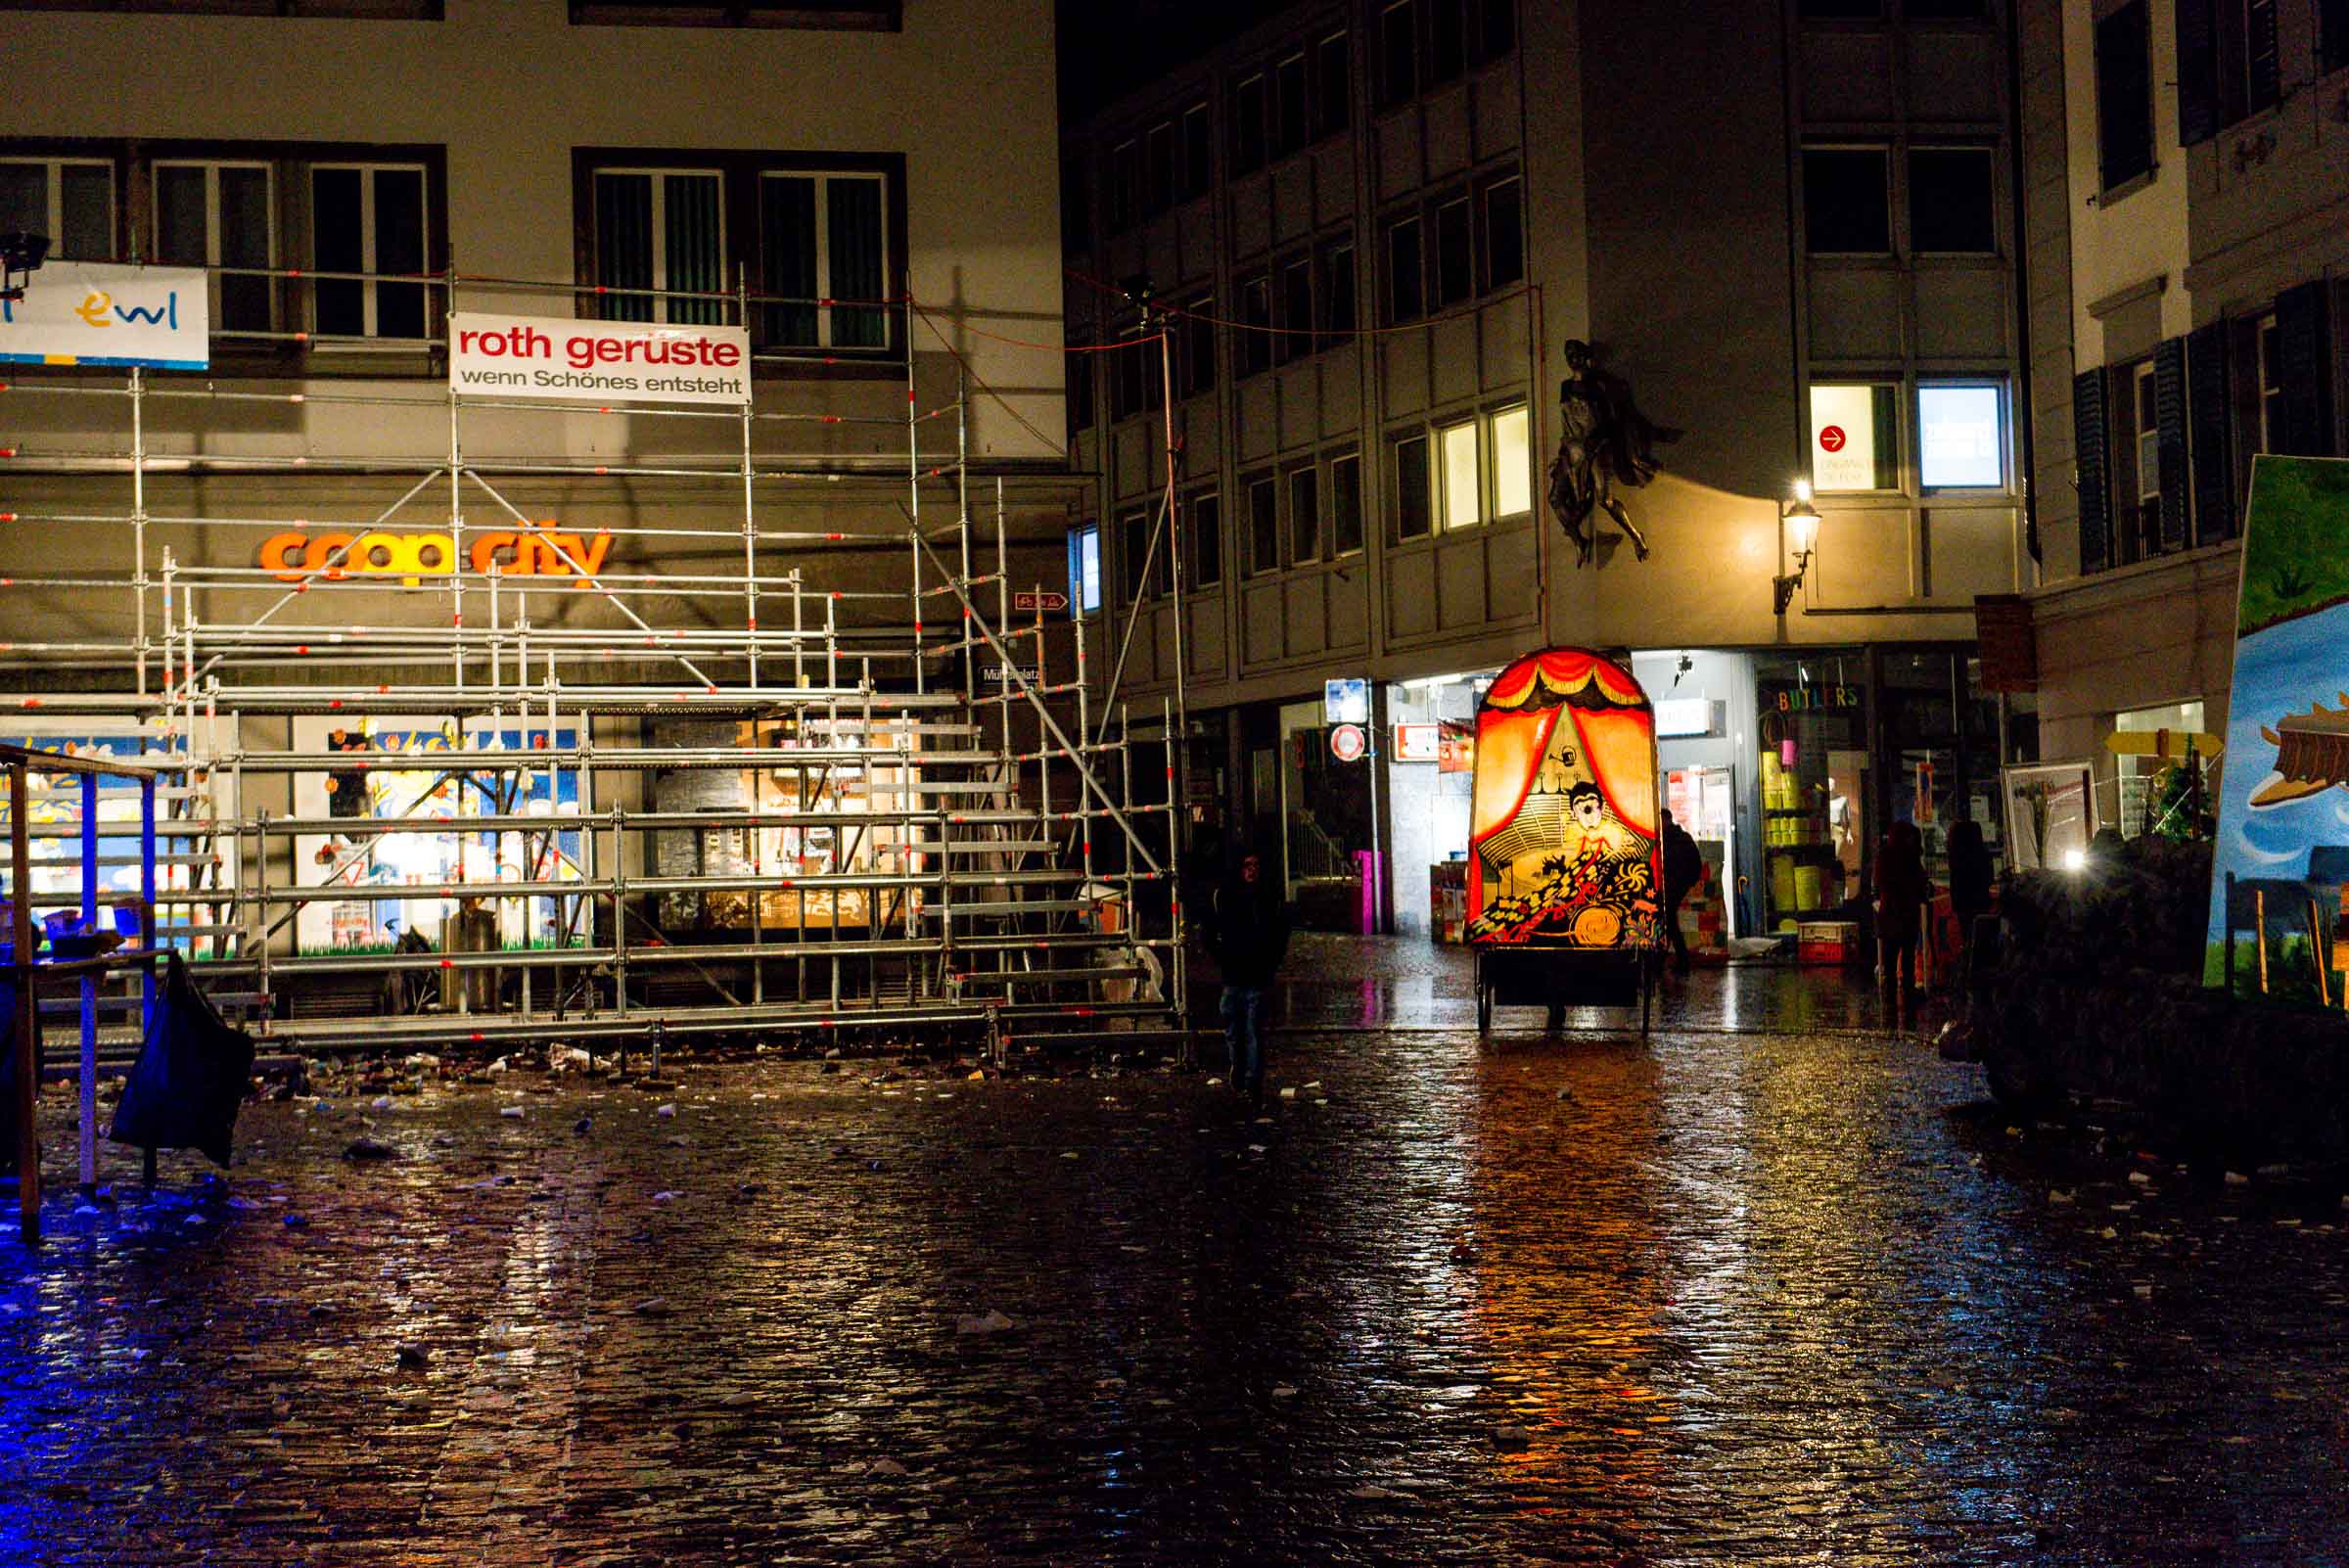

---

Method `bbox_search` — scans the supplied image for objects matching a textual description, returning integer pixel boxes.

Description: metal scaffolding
[0,261,1185,1057]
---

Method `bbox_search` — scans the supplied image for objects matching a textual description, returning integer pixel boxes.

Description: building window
[569,1,896,25]
[1917,382,2006,489]
[1909,148,1995,253]
[1179,102,1213,202]
[1379,0,1417,109]
[1330,452,1363,554]
[1121,507,1160,600]
[2125,361,2160,562]
[1238,275,1273,377]
[592,168,725,326]
[1385,215,1424,323]
[1144,121,1174,217]
[1477,0,1515,59]
[1321,238,1357,345]
[757,170,888,347]
[2256,311,2281,453]
[153,160,277,335]
[1394,433,1432,539]
[583,155,902,356]
[1108,139,1138,232]
[1481,175,1523,290]
[1232,73,1268,175]
[2095,3,2155,191]
[1068,524,1102,615]
[1062,155,1090,253]
[1278,254,1313,363]
[1273,51,1310,159]
[1434,195,1474,306]
[1190,491,1222,587]
[1799,0,1885,16]
[1427,0,1466,84]
[1906,0,1988,16]
[0,158,112,262]
[1067,340,1094,435]
[1439,420,1482,529]
[1314,32,1353,137]
[1109,333,1161,421]
[1177,298,1217,397]
[1803,147,1891,254]
[1492,404,1532,515]
[1809,383,1901,491]
[1247,476,1279,575]
[309,163,428,341]
[5,0,441,14]
[1287,466,1321,564]
[2221,0,2283,123]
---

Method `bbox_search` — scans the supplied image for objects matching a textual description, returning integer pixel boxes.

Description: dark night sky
[1055,0,1292,123]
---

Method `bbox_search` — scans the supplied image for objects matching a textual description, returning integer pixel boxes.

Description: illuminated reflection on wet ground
[3,996,2346,1564]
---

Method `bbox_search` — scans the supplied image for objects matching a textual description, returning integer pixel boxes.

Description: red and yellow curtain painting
[1466,648,1662,947]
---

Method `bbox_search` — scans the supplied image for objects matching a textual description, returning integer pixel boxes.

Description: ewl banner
[0,261,209,370]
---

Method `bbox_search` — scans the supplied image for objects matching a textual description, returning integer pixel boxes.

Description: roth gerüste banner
[0,261,210,370]
[449,311,750,406]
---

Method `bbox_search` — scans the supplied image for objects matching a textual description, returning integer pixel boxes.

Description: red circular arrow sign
[1819,425,1847,453]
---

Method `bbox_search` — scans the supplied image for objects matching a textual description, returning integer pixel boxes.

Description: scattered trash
[1247,1143,1267,1155]
[342,1137,396,1162]
[2049,1189,2075,1206]
[485,1056,510,1075]
[655,1104,676,1119]
[1493,1424,1535,1448]
[2128,1172,2151,1186]
[1279,1087,1297,1101]
[955,1309,1017,1336]
[967,1070,985,1082]
[2225,1172,2250,1186]
[573,1117,593,1135]
[1205,1077,1224,1087]
[500,1106,525,1120]
[395,1344,429,1371]
[719,1392,757,1408]
[866,1458,909,1477]
[370,1095,394,1112]
[2258,1163,2290,1178]
[2133,1283,2154,1300]
[1271,1384,1298,1399]
[283,1214,310,1229]
[1349,1485,1407,1501]
[1554,1088,1574,1102]
[652,1191,678,1204]
[633,1298,671,1317]
[1061,1151,1081,1160]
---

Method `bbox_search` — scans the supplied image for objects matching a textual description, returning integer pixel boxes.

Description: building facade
[2023,0,2349,833]
[1064,0,2033,939]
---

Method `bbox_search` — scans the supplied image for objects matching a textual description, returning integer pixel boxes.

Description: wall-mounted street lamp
[1773,481,1819,617]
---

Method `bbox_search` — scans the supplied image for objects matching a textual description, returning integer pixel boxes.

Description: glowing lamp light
[1773,482,1821,616]
[2061,847,2088,872]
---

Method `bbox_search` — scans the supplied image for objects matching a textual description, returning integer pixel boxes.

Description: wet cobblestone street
[6,964,2349,1565]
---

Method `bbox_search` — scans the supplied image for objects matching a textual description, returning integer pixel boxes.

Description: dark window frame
[1237,273,1273,378]
[1179,101,1214,203]
[1803,144,1894,255]
[1392,431,1433,541]
[1286,463,1321,566]
[573,146,906,373]
[1246,473,1281,576]
[1907,145,1999,254]
[6,136,450,374]
[1384,213,1424,324]
[1329,449,1365,555]
[1231,72,1269,175]
[2094,3,2156,193]
[1188,488,1223,588]
[568,1,898,27]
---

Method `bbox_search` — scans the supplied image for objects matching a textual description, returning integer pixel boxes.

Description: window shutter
[2276,280,2336,456]
[2155,337,2189,552]
[2074,367,2112,574]
[2175,0,2220,145]
[2187,321,2235,544]
[2249,1,2282,113]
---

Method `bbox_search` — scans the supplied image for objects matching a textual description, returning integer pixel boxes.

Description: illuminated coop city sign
[257,524,614,586]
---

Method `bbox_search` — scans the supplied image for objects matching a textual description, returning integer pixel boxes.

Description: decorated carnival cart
[1466,648,1663,1037]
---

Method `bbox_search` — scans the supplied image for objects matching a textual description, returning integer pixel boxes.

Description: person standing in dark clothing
[1874,821,1930,1031]
[1945,818,1995,980]
[1206,849,1289,1103]
[1659,808,1704,975]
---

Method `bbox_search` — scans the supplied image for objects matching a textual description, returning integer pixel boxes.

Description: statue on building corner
[1546,339,1681,567]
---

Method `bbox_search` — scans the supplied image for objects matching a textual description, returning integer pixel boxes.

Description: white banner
[0,262,209,370]
[450,311,750,406]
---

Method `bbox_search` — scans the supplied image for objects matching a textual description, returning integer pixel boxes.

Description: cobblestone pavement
[5,975,2349,1565]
